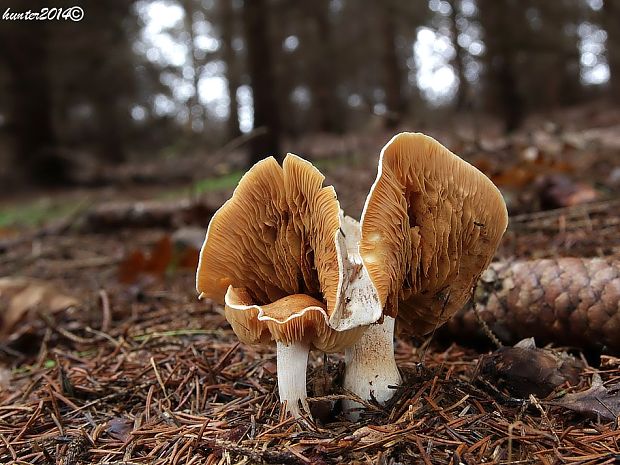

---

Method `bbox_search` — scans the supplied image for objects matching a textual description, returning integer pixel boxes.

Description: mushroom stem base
[276,340,310,418]
[343,316,401,420]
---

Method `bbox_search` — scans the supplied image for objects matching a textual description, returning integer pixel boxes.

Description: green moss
[314,156,358,171]
[192,171,244,194]
[0,198,82,228]
[158,170,244,200]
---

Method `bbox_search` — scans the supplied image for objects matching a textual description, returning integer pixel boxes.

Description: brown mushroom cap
[225,287,365,352]
[197,153,374,333]
[360,133,508,335]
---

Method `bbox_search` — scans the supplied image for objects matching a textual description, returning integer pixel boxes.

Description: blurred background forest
[0,0,619,205]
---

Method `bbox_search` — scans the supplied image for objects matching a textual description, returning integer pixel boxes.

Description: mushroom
[196,154,381,417]
[343,132,508,414]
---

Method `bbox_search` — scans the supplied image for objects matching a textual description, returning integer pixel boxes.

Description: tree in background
[307,0,345,133]
[1,0,618,187]
[85,0,137,163]
[268,1,302,138]
[522,0,585,108]
[380,1,406,128]
[604,0,620,102]
[477,0,601,131]
[0,7,66,185]
[448,0,469,111]
[220,0,242,140]
[180,0,206,133]
[242,0,281,164]
[477,0,524,132]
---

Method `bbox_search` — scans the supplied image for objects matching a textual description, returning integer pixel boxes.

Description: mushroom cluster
[196,133,508,419]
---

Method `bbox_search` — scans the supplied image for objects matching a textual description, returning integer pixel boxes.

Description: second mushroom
[342,132,508,416]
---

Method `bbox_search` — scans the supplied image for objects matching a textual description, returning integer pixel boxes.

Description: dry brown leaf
[555,375,620,421]
[479,338,583,398]
[0,227,18,240]
[144,235,172,277]
[118,250,146,284]
[492,167,537,188]
[106,418,133,442]
[177,247,199,270]
[538,174,599,209]
[117,235,175,284]
[0,277,79,337]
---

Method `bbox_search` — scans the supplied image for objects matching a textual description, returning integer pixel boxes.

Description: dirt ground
[2,112,620,464]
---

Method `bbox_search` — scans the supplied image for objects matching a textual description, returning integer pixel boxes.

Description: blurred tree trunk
[534,0,583,108]
[86,0,136,163]
[556,50,582,106]
[181,0,205,133]
[604,0,620,102]
[309,0,344,133]
[93,91,125,163]
[221,0,241,139]
[269,3,299,138]
[478,0,524,132]
[448,0,468,111]
[242,0,281,164]
[381,2,405,129]
[0,20,67,185]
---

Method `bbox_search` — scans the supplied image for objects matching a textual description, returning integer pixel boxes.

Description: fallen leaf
[144,235,173,277]
[177,247,199,270]
[0,228,18,240]
[118,250,146,284]
[106,418,133,442]
[537,174,599,209]
[491,166,537,188]
[117,235,173,284]
[479,338,583,398]
[0,277,80,337]
[555,374,620,421]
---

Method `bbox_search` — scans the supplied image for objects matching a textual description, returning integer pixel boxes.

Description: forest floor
[2,105,620,464]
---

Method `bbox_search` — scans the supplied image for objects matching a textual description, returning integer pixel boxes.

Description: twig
[39,313,99,345]
[0,433,16,461]
[151,357,169,401]
[472,301,503,349]
[99,289,111,333]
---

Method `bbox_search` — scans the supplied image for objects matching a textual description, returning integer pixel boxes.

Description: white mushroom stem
[343,316,401,419]
[276,340,311,417]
